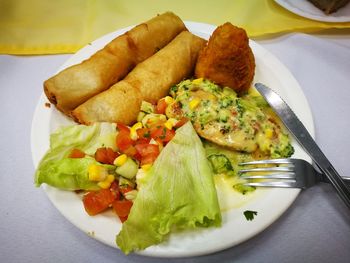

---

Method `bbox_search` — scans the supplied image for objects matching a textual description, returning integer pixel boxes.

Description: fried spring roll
[72,31,206,125]
[44,12,186,115]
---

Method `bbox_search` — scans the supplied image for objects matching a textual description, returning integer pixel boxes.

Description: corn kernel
[97,180,112,189]
[88,164,108,181]
[164,120,173,130]
[142,114,166,128]
[97,174,115,189]
[192,78,203,85]
[265,128,273,139]
[141,164,152,171]
[129,128,138,140]
[189,98,201,110]
[260,140,270,152]
[106,174,115,183]
[164,117,179,130]
[132,122,143,130]
[169,118,178,126]
[129,122,143,140]
[164,96,174,104]
[113,154,128,166]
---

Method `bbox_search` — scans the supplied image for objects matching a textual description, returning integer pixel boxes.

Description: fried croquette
[195,22,255,93]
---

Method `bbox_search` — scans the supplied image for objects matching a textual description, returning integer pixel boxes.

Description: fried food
[72,31,206,125]
[195,22,255,93]
[44,12,186,115]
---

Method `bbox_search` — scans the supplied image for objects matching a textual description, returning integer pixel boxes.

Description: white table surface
[1,31,350,263]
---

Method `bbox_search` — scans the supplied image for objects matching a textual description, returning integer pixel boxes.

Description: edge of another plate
[274,0,350,22]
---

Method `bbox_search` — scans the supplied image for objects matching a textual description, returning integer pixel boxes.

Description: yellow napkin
[1,0,349,55]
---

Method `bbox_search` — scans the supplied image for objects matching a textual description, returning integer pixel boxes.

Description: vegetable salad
[35,79,294,254]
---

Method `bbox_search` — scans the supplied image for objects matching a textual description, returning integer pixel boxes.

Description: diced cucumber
[119,176,135,188]
[137,111,146,122]
[140,101,155,114]
[116,158,138,179]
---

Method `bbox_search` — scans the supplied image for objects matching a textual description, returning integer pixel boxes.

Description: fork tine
[239,158,293,166]
[244,181,297,188]
[238,167,294,174]
[242,173,296,179]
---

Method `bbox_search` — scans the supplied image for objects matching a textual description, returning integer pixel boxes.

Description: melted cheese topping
[168,79,293,157]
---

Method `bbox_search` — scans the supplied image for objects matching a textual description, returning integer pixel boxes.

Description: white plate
[274,0,350,22]
[31,22,314,257]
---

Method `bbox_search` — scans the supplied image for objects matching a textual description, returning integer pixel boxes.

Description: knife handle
[286,106,350,209]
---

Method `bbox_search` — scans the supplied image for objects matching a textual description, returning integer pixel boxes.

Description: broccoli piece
[270,133,295,158]
[208,154,235,176]
[233,184,256,195]
[271,142,294,158]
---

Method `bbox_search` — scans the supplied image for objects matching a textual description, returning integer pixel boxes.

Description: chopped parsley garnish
[243,210,258,221]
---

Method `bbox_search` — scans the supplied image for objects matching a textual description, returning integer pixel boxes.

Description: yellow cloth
[1,0,349,55]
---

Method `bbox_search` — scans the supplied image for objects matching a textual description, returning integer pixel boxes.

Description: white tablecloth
[1,32,350,263]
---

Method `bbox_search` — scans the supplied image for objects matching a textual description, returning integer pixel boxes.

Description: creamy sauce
[168,78,294,158]
[166,78,294,201]
[214,174,262,212]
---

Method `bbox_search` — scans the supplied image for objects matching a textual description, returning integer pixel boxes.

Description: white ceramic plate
[274,0,350,22]
[31,22,314,257]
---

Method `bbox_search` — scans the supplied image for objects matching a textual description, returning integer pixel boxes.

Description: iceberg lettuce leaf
[116,122,221,254]
[34,122,117,190]
[35,157,114,190]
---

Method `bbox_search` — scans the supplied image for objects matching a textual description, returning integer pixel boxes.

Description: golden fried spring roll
[72,31,206,125]
[44,12,186,115]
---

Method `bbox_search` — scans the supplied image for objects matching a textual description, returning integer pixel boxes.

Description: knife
[255,83,350,209]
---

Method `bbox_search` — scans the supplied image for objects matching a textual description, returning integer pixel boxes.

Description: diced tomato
[116,123,135,153]
[156,98,167,114]
[135,137,151,145]
[140,153,158,165]
[163,129,175,143]
[136,128,151,140]
[117,122,130,133]
[109,181,121,200]
[174,117,189,128]
[106,148,119,162]
[68,148,85,158]
[113,200,133,220]
[135,128,152,147]
[135,143,160,165]
[122,145,137,157]
[116,129,134,152]
[83,189,116,216]
[135,143,159,157]
[118,216,128,223]
[150,125,175,143]
[94,147,119,164]
[119,185,134,196]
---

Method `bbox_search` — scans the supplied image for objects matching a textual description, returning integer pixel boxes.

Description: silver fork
[238,158,350,189]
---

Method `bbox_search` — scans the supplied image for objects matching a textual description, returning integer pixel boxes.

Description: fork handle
[256,83,350,209]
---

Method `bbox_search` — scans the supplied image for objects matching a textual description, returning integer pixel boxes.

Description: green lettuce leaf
[35,157,114,190]
[116,122,221,254]
[34,122,117,190]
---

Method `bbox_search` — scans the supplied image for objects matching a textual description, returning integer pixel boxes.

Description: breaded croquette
[195,22,255,93]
